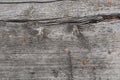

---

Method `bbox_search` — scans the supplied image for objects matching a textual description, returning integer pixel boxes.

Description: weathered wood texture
[0,0,120,80]
[0,0,120,20]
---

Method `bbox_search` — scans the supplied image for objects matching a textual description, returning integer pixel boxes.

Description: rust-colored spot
[107,0,112,6]
[64,48,68,53]
[24,37,28,43]
[93,66,96,70]
[111,16,117,20]
[83,59,87,65]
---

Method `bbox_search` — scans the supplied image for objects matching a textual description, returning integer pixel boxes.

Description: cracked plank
[0,13,120,25]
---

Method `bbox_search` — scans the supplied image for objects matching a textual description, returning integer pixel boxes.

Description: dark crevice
[67,51,73,80]
[52,69,59,78]
[0,0,75,4]
[0,13,120,25]
[66,24,74,33]
[98,13,120,20]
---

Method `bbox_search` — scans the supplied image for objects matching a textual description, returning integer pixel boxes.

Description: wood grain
[0,0,120,80]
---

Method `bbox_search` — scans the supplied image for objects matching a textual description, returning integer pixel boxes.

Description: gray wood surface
[0,0,120,80]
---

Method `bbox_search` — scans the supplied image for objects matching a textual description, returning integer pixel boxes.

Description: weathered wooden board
[0,0,120,20]
[0,0,120,80]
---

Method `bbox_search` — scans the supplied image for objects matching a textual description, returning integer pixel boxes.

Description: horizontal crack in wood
[0,0,75,4]
[0,13,120,25]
